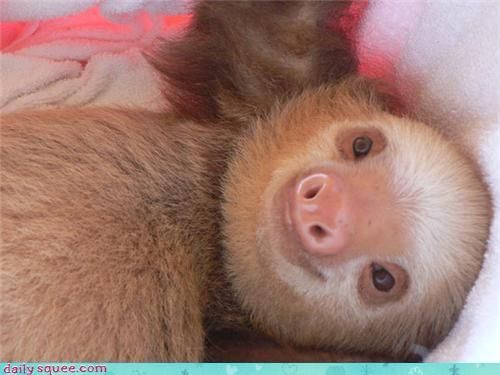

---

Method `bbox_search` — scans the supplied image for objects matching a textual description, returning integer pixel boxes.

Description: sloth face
[222,85,491,357]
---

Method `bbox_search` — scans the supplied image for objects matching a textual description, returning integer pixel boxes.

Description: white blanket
[1,0,187,22]
[1,2,188,112]
[1,0,498,361]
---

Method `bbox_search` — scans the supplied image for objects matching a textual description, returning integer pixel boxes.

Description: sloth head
[222,80,491,358]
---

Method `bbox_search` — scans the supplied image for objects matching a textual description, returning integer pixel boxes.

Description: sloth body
[0,0,492,362]
[1,110,235,360]
[0,81,490,361]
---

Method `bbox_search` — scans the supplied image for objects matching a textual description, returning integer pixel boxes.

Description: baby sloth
[0,0,491,362]
[221,80,491,357]
[0,80,491,361]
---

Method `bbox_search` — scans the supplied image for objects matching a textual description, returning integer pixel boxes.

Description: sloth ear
[149,1,358,124]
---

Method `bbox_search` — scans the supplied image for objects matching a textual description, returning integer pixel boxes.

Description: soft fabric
[0,6,190,112]
[0,0,498,361]
[0,0,188,22]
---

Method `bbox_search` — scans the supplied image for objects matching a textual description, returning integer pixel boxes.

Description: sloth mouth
[270,169,391,278]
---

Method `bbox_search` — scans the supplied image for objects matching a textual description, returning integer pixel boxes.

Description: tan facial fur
[222,81,491,358]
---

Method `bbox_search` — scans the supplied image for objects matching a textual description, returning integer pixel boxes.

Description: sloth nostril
[291,170,348,255]
[309,224,328,241]
[303,185,323,199]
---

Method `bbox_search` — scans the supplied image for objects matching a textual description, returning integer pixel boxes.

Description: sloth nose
[289,171,352,255]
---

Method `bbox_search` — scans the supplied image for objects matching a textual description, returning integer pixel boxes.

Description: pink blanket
[1,4,189,112]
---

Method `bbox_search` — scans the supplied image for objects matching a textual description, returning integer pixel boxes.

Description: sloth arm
[0,108,229,361]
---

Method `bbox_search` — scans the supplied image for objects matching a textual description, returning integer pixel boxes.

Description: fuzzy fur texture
[222,80,491,358]
[0,81,490,361]
[152,0,356,123]
[1,109,238,360]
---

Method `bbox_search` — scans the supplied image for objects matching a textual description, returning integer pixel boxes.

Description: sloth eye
[371,263,395,292]
[352,136,373,158]
[358,261,408,305]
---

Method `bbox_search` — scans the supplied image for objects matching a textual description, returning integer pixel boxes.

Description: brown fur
[0,109,241,360]
[222,81,491,358]
[151,0,357,123]
[1,81,491,361]
[206,330,392,362]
